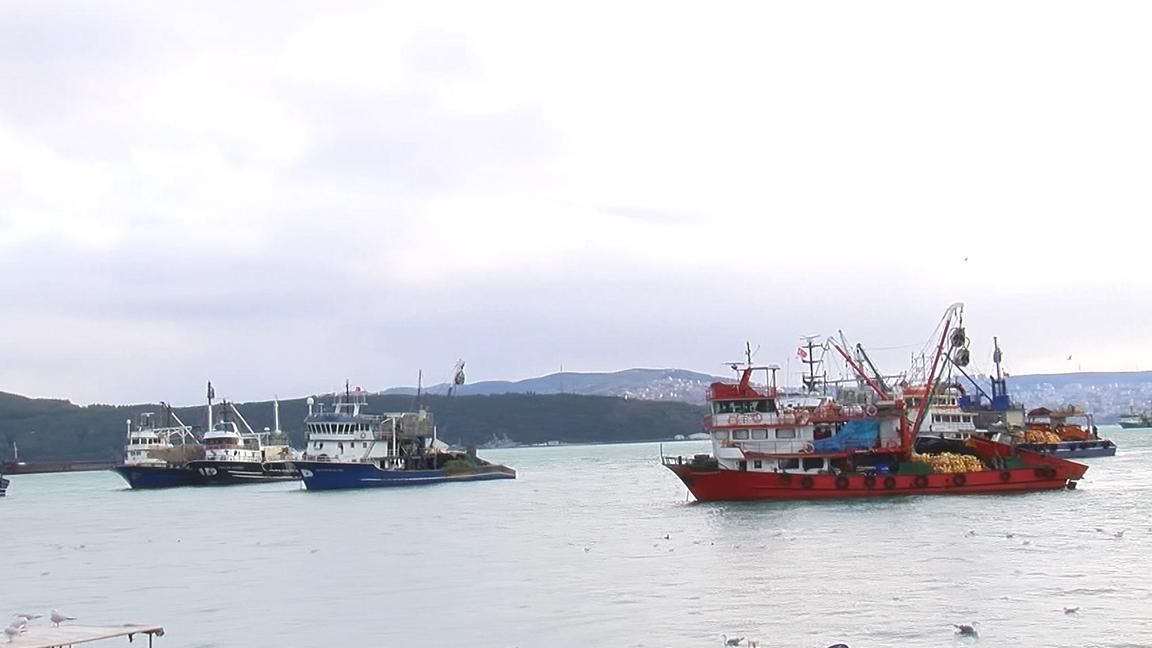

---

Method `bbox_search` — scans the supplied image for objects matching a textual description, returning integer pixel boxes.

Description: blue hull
[1017,441,1117,458]
[291,461,516,491]
[113,465,201,489]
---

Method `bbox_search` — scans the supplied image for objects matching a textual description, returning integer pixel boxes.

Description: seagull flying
[13,613,41,621]
[1064,607,1079,614]
[50,609,77,626]
[953,623,979,637]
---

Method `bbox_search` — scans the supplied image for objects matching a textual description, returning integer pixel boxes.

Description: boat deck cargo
[662,303,1088,501]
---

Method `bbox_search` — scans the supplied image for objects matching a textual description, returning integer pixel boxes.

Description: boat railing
[724,439,810,455]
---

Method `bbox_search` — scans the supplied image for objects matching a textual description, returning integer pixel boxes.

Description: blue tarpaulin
[811,419,879,453]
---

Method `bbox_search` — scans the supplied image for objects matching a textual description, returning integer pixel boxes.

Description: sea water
[3,427,1151,647]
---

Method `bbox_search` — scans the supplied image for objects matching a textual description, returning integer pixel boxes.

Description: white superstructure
[301,388,449,467]
[122,411,197,467]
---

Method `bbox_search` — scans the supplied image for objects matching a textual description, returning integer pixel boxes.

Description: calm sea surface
[3,427,1152,648]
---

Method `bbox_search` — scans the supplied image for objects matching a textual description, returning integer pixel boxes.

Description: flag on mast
[207,381,215,400]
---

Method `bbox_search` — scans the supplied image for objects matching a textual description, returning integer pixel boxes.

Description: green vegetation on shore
[0,391,707,462]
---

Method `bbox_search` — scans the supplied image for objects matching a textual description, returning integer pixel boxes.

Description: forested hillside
[0,391,707,461]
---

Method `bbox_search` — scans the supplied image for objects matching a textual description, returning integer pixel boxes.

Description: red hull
[665,464,1083,501]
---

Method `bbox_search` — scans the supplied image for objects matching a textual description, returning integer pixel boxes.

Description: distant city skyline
[3,1,1151,405]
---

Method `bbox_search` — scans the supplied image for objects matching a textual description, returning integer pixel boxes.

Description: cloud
[2,0,1152,403]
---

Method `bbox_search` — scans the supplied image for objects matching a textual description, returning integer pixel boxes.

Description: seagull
[1005,533,1015,539]
[722,634,744,646]
[965,529,977,537]
[953,623,979,637]
[1064,607,1079,614]
[4,620,27,642]
[1114,530,1126,539]
[50,609,77,626]
[827,644,850,648]
[13,613,41,621]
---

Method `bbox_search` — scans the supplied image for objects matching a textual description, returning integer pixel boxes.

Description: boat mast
[828,339,889,399]
[273,397,282,435]
[799,335,823,394]
[229,402,257,437]
[909,303,964,440]
[990,336,1010,409]
[206,381,215,432]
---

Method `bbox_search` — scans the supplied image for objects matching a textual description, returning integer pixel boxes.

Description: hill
[0,390,707,462]
[383,368,724,403]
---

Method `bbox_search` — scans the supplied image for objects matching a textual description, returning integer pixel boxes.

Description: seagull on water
[1114,530,1126,539]
[50,609,77,626]
[1064,607,1079,614]
[827,644,850,648]
[722,634,744,646]
[953,622,979,637]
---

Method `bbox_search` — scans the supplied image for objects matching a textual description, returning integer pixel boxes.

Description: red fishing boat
[661,304,1088,501]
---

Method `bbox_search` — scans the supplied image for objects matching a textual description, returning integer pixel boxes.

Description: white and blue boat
[287,386,516,491]
[112,409,203,489]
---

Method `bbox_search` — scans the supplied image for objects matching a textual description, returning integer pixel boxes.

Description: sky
[2,1,1151,405]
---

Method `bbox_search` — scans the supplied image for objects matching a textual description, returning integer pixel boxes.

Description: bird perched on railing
[50,609,77,626]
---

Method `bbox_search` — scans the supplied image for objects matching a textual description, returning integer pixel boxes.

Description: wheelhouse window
[802,457,824,471]
[751,429,767,440]
[713,430,730,440]
[732,429,749,440]
[775,429,797,439]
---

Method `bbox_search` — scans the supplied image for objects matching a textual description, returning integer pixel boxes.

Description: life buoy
[799,442,814,454]
[952,473,967,487]
[914,475,929,489]
[800,476,814,489]
[727,415,739,425]
[359,432,367,440]
[863,475,877,489]
[752,413,763,423]
[999,470,1012,482]
[883,476,897,489]
[835,475,850,490]
[865,404,878,416]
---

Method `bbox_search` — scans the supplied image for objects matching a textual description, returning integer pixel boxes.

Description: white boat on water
[112,408,203,490]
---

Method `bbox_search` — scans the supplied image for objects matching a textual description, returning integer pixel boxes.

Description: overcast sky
[2,1,1151,405]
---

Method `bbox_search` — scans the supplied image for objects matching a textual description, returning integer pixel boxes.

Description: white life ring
[359,432,367,440]
[865,404,878,416]
[752,413,763,423]
[727,415,739,425]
